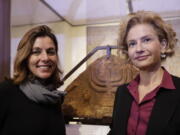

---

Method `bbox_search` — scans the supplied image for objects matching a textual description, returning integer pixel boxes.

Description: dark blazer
[109,75,180,135]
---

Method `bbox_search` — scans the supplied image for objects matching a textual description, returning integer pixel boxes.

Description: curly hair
[118,11,178,59]
[13,25,63,88]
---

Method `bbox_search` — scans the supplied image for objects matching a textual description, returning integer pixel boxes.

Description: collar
[128,67,176,90]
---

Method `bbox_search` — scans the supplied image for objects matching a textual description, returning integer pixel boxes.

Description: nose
[40,51,49,61]
[135,41,144,54]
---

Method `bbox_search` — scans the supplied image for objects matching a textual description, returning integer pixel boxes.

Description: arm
[107,84,132,135]
[107,86,122,135]
[0,81,11,134]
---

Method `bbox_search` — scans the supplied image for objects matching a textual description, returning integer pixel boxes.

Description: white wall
[11,21,87,90]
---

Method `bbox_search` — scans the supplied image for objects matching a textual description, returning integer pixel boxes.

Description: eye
[128,41,136,47]
[47,49,56,55]
[142,37,151,43]
[31,49,41,55]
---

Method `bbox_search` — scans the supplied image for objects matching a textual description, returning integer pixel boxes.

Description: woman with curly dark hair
[109,11,180,135]
[0,25,66,135]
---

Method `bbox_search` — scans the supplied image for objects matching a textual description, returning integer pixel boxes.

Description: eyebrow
[127,34,153,42]
[32,47,56,50]
[140,35,151,40]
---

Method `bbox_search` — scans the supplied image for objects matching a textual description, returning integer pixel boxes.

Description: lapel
[146,88,179,135]
[115,85,133,135]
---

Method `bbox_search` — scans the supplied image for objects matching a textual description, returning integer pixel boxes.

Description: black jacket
[0,80,66,135]
[109,75,180,135]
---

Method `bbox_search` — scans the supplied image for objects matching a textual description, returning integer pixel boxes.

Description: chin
[136,64,156,71]
[37,74,52,80]
[133,63,151,70]
[133,59,150,66]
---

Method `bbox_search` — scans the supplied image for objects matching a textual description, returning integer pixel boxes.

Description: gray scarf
[20,79,66,104]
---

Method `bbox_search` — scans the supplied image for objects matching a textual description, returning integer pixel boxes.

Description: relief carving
[62,55,138,124]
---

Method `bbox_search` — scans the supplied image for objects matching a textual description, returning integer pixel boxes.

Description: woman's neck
[138,66,164,102]
[139,65,164,86]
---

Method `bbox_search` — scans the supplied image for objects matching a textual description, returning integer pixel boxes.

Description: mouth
[36,65,52,69]
[135,55,149,61]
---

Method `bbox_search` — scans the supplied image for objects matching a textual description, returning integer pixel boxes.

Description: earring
[161,53,166,58]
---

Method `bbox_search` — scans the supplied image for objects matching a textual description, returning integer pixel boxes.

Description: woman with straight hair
[0,25,66,135]
[108,11,180,135]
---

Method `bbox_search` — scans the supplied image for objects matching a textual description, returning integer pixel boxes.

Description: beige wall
[11,21,87,90]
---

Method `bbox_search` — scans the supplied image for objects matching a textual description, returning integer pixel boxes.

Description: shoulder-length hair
[118,10,178,59]
[13,25,63,88]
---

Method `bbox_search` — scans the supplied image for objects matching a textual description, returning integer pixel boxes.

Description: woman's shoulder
[116,83,129,94]
[171,75,180,87]
[0,79,18,94]
[117,83,129,89]
[171,75,180,80]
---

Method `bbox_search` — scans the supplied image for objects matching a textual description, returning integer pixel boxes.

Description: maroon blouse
[127,69,176,135]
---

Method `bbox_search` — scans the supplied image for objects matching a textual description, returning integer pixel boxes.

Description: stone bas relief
[62,55,138,124]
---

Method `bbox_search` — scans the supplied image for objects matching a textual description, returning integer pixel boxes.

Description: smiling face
[28,36,58,79]
[126,24,166,70]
